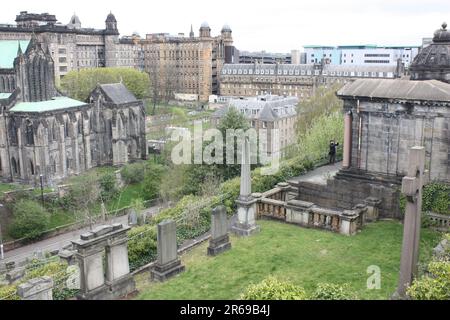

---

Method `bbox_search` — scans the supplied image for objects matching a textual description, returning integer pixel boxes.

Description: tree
[69,171,101,229]
[9,200,50,240]
[295,83,344,139]
[60,67,150,101]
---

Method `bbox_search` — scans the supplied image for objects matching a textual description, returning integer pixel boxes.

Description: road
[0,205,162,266]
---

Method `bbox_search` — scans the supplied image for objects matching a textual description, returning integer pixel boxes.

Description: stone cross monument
[395,146,427,298]
[231,136,260,236]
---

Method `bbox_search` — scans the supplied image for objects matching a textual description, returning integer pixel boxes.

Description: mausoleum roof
[0,40,30,68]
[99,83,138,104]
[337,78,450,102]
[10,96,87,113]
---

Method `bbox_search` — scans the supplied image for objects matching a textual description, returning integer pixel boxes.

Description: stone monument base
[76,274,136,300]
[207,235,232,256]
[231,223,260,237]
[151,259,185,282]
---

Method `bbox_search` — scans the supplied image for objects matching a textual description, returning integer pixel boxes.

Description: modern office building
[303,45,419,68]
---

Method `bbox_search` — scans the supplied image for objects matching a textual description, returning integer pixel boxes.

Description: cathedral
[0,36,147,186]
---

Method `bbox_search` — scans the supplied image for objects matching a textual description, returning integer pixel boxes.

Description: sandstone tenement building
[0,11,143,82]
[141,22,237,102]
[0,36,146,186]
[219,61,405,100]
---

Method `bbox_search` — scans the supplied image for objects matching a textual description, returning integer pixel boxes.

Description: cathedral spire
[189,24,194,38]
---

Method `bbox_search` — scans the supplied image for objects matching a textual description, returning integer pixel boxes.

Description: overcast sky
[1,0,449,52]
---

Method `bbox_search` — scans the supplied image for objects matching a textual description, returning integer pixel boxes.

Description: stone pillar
[207,206,231,256]
[151,220,185,282]
[364,197,382,222]
[17,276,53,300]
[105,224,135,297]
[276,182,290,202]
[395,146,426,298]
[232,137,260,236]
[340,210,360,236]
[75,245,105,299]
[343,110,353,169]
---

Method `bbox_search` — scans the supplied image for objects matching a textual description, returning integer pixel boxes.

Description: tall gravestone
[151,220,185,282]
[231,136,260,236]
[395,146,427,298]
[207,206,232,256]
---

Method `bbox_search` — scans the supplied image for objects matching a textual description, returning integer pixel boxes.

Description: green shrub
[9,199,50,240]
[311,283,356,300]
[127,224,157,271]
[400,182,449,216]
[100,172,119,201]
[407,259,450,300]
[121,162,147,184]
[141,164,165,201]
[0,284,19,300]
[241,276,308,300]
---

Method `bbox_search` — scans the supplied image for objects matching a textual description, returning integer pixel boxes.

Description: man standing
[329,140,339,164]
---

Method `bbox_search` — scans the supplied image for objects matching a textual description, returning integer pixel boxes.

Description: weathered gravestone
[231,136,260,236]
[207,206,232,256]
[151,219,185,282]
[395,146,427,298]
[17,276,53,300]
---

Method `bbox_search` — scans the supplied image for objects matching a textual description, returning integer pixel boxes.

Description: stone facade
[211,95,298,156]
[0,37,146,186]
[0,11,142,83]
[219,62,405,101]
[142,23,235,102]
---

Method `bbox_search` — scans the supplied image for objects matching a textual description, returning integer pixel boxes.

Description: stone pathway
[288,162,342,185]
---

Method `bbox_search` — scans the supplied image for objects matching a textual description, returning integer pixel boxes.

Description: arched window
[64,119,70,138]
[11,157,19,175]
[29,159,34,175]
[50,157,56,174]
[52,120,58,141]
[78,117,83,136]
[25,120,34,145]
[8,119,18,145]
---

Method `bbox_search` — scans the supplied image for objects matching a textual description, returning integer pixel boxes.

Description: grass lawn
[136,219,442,300]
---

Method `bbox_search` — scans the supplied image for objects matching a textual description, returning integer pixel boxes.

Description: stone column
[74,245,105,298]
[207,206,232,256]
[151,220,185,282]
[343,110,353,169]
[105,224,135,297]
[364,197,382,222]
[232,137,260,236]
[17,276,53,300]
[340,210,360,236]
[395,146,426,298]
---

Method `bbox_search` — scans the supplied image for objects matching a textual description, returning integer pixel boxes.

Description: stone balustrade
[427,212,450,231]
[254,183,376,236]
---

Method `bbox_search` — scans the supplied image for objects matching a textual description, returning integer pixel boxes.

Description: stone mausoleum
[0,36,146,186]
[289,23,450,219]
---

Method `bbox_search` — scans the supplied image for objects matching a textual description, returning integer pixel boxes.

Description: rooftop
[99,83,138,104]
[0,93,12,100]
[337,78,450,102]
[10,96,87,113]
[0,40,30,68]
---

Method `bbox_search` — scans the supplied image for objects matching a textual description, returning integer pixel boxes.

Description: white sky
[1,0,449,52]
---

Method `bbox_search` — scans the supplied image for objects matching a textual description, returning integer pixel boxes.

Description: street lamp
[39,174,44,207]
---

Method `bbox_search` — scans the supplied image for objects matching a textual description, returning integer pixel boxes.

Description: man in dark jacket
[329,140,339,164]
